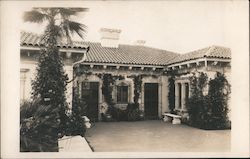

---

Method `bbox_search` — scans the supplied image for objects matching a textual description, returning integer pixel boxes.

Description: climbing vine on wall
[99,74,126,120]
[168,75,175,113]
[129,74,159,106]
[101,74,115,107]
[100,74,125,107]
[131,75,143,107]
[74,65,90,77]
[164,70,177,113]
[189,72,208,97]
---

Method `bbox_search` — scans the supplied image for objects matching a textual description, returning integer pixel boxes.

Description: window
[117,86,128,103]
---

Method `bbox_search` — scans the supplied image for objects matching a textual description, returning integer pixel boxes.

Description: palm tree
[21,8,88,152]
[24,8,88,45]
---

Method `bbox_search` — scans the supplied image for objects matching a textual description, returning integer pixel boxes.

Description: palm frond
[67,20,87,39]
[24,7,88,42]
[58,8,89,18]
[23,9,48,23]
[61,20,87,40]
[60,21,72,44]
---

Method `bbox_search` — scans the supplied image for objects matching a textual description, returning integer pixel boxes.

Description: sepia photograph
[1,0,249,158]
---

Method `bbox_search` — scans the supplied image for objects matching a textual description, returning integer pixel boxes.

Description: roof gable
[169,45,231,64]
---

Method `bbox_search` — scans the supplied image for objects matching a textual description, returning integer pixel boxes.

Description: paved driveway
[85,120,230,152]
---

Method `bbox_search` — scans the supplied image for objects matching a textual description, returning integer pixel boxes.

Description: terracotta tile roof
[20,31,179,66]
[21,31,89,49]
[83,42,178,66]
[169,45,231,64]
[20,31,231,66]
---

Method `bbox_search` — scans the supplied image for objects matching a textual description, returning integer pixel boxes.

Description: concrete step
[58,135,92,152]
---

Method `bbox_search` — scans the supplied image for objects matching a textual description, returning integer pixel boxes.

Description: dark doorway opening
[144,83,159,119]
[81,82,99,122]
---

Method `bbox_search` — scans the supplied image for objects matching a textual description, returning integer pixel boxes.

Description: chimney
[99,28,122,48]
[134,40,146,46]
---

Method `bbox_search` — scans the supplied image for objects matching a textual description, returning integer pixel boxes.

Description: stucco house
[20,28,231,122]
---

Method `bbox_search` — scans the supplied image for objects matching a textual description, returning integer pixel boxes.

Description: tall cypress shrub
[207,72,231,129]
[187,72,208,128]
[187,72,231,129]
[21,8,88,152]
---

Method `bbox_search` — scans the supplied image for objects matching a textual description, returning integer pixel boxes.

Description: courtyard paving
[85,120,230,152]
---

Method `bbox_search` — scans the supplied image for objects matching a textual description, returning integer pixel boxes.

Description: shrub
[187,72,231,130]
[102,103,143,122]
[61,92,87,137]
[62,111,86,137]
[101,113,114,122]
[72,91,87,117]
[111,107,128,121]
[206,72,231,129]
[127,103,140,121]
[187,95,210,128]
[20,99,40,122]
[187,72,208,127]
[20,99,60,152]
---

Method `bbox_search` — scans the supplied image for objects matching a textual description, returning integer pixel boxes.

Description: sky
[19,0,246,53]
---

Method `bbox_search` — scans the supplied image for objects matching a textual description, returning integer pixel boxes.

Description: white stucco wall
[20,52,75,108]
[20,62,37,101]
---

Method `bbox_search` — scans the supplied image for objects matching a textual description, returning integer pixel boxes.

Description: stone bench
[163,113,182,124]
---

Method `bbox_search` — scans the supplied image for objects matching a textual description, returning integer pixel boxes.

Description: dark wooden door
[82,82,99,122]
[144,83,159,119]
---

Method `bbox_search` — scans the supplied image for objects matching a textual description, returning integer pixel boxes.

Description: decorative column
[175,82,179,110]
[98,81,103,120]
[141,82,145,111]
[158,82,162,118]
[188,82,191,98]
[181,82,186,110]
[20,72,26,101]
[113,84,117,103]
[128,82,132,103]
[65,52,72,65]
[20,68,29,102]
[137,81,142,111]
